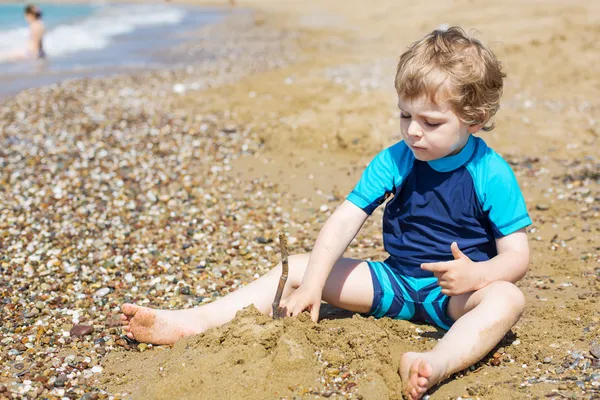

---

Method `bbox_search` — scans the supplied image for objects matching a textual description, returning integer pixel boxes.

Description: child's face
[398,96,477,162]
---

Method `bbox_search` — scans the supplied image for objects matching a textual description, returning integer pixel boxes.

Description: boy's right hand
[278,284,322,322]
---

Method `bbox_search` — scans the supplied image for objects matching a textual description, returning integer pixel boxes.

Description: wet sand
[0,0,598,399]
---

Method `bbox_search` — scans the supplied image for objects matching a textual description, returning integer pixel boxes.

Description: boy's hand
[421,242,482,296]
[278,284,322,322]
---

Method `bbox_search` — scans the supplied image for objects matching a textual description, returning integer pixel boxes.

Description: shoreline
[0,2,238,98]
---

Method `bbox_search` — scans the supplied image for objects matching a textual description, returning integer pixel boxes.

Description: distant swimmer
[4,4,46,61]
[23,4,46,59]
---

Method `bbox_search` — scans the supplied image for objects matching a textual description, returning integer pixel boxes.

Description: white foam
[0,4,184,63]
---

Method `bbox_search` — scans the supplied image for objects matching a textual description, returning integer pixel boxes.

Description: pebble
[94,288,111,298]
[53,374,67,388]
[181,286,192,295]
[590,344,600,359]
[91,366,103,374]
[70,325,94,338]
[24,309,39,318]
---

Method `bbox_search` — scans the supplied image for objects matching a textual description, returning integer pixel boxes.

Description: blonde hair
[395,27,505,131]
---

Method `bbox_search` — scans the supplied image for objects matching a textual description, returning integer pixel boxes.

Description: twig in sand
[272,232,289,319]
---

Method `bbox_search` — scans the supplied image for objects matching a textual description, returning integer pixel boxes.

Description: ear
[467,123,485,134]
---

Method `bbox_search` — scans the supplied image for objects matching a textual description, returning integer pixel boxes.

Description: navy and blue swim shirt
[347,135,532,278]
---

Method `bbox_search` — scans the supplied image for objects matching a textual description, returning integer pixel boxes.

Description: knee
[483,281,526,316]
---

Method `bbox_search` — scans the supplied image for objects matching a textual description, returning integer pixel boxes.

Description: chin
[411,150,437,162]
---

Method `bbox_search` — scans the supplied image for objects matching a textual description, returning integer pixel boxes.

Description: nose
[407,120,423,138]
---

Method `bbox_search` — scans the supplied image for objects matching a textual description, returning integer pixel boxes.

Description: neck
[448,135,470,156]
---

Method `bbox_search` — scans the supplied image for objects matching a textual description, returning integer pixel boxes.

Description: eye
[400,113,411,119]
[425,120,441,128]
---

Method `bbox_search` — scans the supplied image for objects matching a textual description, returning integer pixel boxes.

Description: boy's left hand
[421,242,482,296]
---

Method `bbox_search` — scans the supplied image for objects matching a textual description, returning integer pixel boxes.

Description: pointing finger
[421,262,447,272]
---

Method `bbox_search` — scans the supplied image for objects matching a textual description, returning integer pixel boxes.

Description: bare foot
[399,352,446,400]
[121,304,207,345]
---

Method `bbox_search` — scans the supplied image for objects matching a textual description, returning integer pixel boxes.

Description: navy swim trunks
[366,260,454,330]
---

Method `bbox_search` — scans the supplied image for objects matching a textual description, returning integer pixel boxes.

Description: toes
[409,387,418,399]
[121,303,138,315]
[409,359,420,374]
[417,376,428,387]
[126,332,135,339]
[418,359,432,378]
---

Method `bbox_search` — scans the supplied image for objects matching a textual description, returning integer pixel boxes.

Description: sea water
[0,2,226,95]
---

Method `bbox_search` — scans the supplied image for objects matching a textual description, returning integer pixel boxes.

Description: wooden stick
[272,232,289,319]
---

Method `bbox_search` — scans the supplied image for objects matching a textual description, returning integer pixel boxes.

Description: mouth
[409,144,427,151]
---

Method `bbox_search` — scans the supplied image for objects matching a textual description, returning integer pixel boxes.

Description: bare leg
[121,254,373,344]
[399,281,526,399]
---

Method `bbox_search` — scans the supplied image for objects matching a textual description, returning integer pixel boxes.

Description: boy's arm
[472,228,530,287]
[279,200,369,320]
[421,228,530,296]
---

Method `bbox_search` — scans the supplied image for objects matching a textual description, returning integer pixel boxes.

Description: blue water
[0,3,95,30]
[0,3,228,97]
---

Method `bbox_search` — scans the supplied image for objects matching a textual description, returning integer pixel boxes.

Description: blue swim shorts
[366,260,454,330]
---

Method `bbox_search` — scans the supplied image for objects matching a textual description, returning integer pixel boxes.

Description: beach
[0,0,599,399]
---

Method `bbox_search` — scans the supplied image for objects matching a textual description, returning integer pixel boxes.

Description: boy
[121,27,531,399]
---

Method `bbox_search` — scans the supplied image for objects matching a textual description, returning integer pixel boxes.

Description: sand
[1,0,598,399]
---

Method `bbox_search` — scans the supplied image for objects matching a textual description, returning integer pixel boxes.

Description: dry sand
[1,0,598,399]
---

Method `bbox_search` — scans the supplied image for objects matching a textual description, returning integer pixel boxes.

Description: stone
[590,344,600,359]
[94,288,110,297]
[70,325,94,338]
[54,374,68,388]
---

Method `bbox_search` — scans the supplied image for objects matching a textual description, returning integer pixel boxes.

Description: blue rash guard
[346,134,531,329]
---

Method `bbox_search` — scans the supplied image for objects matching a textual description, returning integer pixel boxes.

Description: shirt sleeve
[480,155,532,237]
[346,141,413,215]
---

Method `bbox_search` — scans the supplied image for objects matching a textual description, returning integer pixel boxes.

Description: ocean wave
[0,4,185,62]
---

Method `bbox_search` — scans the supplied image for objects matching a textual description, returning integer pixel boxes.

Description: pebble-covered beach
[1,1,599,399]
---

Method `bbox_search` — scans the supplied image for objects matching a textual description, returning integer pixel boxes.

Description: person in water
[10,4,46,60]
[121,27,531,399]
